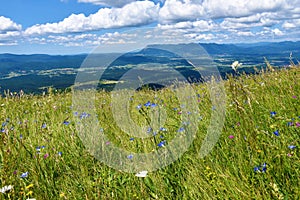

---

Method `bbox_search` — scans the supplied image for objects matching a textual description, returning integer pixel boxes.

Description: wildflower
[79,112,90,119]
[228,135,234,139]
[151,103,157,108]
[58,152,62,156]
[288,145,296,150]
[0,185,13,193]
[43,153,49,159]
[270,111,276,117]
[292,95,297,99]
[254,166,260,172]
[41,123,47,129]
[158,141,166,147]
[178,127,185,132]
[129,138,134,141]
[273,130,279,136]
[127,154,133,159]
[287,122,294,126]
[144,101,151,107]
[135,171,148,178]
[261,163,267,173]
[26,184,34,189]
[231,61,242,71]
[136,104,142,109]
[296,122,300,128]
[105,141,110,145]
[20,134,23,139]
[63,121,70,125]
[2,122,7,127]
[147,127,152,133]
[160,127,167,131]
[287,153,292,157]
[20,172,29,178]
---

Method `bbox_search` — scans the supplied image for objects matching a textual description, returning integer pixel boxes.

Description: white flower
[135,170,148,178]
[0,185,13,193]
[231,61,242,71]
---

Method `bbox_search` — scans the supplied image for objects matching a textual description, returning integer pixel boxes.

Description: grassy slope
[0,66,299,199]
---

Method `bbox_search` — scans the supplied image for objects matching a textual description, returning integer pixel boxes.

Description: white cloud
[24,1,159,35]
[282,19,300,29]
[0,16,22,46]
[0,16,22,33]
[158,20,215,32]
[159,0,205,23]
[78,0,137,7]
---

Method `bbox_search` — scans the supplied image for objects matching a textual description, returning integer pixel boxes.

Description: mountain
[0,41,299,94]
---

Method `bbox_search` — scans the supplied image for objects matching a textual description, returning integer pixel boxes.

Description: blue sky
[0,0,299,54]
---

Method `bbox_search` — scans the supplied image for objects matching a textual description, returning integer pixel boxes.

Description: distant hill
[0,41,299,94]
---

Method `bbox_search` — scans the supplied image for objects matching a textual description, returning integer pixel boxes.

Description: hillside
[0,65,299,199]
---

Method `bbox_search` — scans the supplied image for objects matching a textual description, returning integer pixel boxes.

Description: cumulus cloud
[159,0,205,23]
[24,1,159,35]
[0,16,22,45]
[0,16,22,33]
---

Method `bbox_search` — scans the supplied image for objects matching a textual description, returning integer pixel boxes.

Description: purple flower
[129,138,134,141]
[296,122,300,128]
[127,154,133,159]
[63,121,70,125]
[254,166,260,172]
[20,134,23,139]
[228,135,234,139]
[292,95,297,99]
[273,130,279,136]
[43,153,49,159]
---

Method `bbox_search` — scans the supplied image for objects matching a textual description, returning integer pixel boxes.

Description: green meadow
[0,64,299,199]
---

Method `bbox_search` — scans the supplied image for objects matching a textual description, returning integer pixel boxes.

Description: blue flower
[261,163,267,173]
[151,103,157,108]
[63,121,70,125]
[144,101,151,107]
[58,152,62,156]
[127,154,133,159]
[129,138,134,141]
[288,145,296,150]
[273,130,279,136]
[254,166,260,172]
[20,134,23,139]
[158,141,166,147]
[270,111,276,117]
[136,104,142,109]
[41,123,47,129]
[178,127,185,132]
[20,172,29,178]
[160,127,167,131]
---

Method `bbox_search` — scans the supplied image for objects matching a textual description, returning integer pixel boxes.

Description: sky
[0,0,300,54]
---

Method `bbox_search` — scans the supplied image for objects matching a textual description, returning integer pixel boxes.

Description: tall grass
[0,65,299,199]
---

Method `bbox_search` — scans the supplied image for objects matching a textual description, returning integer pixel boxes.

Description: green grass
[0,65,299,199]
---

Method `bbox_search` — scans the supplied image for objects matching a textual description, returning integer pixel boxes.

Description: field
[0,64,299,199]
